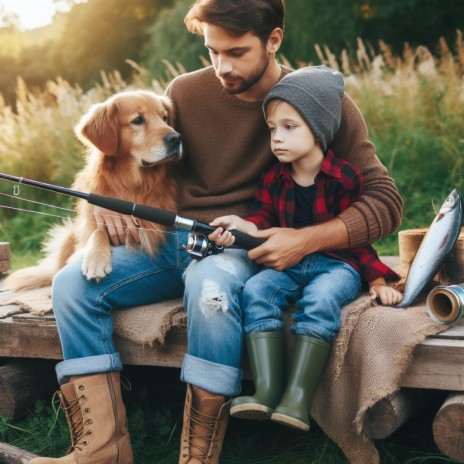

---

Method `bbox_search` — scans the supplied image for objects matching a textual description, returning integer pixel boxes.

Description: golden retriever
[4,90,182,292]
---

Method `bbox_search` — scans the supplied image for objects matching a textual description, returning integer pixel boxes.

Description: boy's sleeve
[355,246,400,283]
[245,172,278,229]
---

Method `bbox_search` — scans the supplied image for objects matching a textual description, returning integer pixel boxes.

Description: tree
[282,0,464,65]
[142,0,207,80]
[56,0,174,88]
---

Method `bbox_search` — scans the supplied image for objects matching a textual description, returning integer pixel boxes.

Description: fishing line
[0,200,181,237]
[0,192,74,212]
[0,204,70,220]
[0,172,266,255]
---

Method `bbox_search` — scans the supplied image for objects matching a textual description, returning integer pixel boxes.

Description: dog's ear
[75,100,119,154]
[159,96,175,125]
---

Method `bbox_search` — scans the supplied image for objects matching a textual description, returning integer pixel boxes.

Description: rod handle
[88,194,176,226]
[193,222,266,250]
[230,229,266,250]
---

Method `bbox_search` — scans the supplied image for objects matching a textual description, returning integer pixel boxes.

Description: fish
[397,189,463,308]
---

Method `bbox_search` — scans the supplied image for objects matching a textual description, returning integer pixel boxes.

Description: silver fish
[397,189,463,308]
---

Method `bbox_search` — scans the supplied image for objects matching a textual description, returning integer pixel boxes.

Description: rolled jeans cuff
[55,353,123,385]
[181,354,242,397]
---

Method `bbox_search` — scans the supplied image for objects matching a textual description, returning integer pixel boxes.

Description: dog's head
[75,90,182,167]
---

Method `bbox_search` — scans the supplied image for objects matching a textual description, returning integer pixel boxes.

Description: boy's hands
[209,215,258,247]
[369,284,403,306]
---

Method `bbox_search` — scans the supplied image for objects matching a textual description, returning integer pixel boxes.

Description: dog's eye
[131,115,145,126]
[163,115,168,123]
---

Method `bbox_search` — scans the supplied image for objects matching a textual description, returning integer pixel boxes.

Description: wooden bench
[1,256,464,461]
[2,257,463,391]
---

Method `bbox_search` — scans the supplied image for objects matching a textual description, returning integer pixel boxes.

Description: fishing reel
[185,232,224,260]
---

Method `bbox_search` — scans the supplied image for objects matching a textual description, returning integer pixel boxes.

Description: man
[31,1,403,463]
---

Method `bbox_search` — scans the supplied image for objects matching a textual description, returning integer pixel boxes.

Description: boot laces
[183,405,219,461]
[58,390,91,452]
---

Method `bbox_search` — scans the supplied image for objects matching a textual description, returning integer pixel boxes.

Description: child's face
[266,101,320,164]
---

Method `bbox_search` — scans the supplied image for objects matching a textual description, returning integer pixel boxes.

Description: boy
[210,66,402,432]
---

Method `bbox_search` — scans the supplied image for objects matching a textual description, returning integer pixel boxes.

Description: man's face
[204,24,270,95]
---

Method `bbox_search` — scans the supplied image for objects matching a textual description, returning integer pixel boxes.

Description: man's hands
[246,228,309,270]
[208,217,349,271]
[93,206,141,246]
[248,218,349,271]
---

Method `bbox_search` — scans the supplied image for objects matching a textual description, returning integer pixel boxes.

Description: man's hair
[184,0,285,43]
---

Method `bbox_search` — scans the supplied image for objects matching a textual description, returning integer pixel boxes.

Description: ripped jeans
[52,230,258,397]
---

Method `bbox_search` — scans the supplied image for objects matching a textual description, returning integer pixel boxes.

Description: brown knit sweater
[166,66,403,248]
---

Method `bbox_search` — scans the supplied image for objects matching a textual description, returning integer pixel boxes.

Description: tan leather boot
[179,385,231,464]
[29,372,133,464]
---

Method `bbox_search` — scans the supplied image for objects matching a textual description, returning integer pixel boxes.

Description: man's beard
[218,52,270,95]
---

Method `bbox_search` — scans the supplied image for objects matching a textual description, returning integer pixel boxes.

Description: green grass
[0,366,459,463]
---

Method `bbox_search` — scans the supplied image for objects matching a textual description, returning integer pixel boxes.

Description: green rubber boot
[230,332,286,420]
[271,335,330,431]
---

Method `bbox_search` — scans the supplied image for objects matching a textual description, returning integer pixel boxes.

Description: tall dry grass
[0,36,463,257]
[309,32,464,251]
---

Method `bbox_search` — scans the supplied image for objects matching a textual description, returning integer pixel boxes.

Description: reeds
[0,34,462,256]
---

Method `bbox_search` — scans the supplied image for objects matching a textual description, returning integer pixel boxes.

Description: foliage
[0,35,463,259]
[0,0,173,104]
[281,0,464,65]
[142,0,205,80]
[0,367,457,463]
[53,0,174,88]
[318,33,464,253]
[1,0,463,101]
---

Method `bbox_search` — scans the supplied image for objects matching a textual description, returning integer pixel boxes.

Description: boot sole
[230,403,272,420]
[271,412,310,431]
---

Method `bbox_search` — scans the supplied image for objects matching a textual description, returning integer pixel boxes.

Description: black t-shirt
[293,182,316,228]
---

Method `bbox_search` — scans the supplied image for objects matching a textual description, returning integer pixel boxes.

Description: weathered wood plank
[0,243,10,260]
[431,320,464,339]
[12,313,56,325]
[116,329,186,368]
[0,318,62,359]
[0,260,10,273]
[0,317,187,368]
[0,306,22,319]
[400,339,464,390]
[0,443,37,464]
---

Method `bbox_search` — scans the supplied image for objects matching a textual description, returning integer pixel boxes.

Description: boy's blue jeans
[242,253,362,343]
[52,231,259,397]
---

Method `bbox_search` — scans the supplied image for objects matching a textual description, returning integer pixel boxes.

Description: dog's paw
[81,255,112,282]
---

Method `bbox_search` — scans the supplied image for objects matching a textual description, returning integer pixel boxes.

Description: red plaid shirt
[246,150,399,284]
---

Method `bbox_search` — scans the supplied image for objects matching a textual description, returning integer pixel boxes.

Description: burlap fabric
[312,296,447,464]
[0,284,449,462]
[0,287,185,347]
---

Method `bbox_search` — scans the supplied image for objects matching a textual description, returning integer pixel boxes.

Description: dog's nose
[164,131,182,145]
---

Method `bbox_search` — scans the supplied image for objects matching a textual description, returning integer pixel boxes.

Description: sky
[1,0,58,29]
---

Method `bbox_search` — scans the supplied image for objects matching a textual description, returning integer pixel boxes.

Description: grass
[0,366,459,463]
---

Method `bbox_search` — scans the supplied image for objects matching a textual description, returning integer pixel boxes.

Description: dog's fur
[4,90,182,292]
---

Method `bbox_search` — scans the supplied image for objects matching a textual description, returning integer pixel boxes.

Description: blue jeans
[242,253,362,342]
[52,231,258,396]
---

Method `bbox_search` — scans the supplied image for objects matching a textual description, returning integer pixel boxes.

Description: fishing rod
[0,172,265,259]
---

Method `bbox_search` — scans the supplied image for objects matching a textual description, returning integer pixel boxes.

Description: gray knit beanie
[263,65,344,151]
